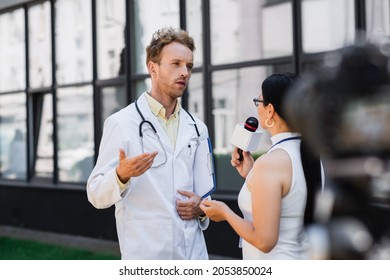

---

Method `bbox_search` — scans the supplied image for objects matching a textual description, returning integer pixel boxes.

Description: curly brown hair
[146,27,195,65]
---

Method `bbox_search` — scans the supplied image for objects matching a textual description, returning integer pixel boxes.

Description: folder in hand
[193,137,216,198]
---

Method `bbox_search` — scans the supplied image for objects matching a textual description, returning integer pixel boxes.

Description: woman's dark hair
[300,139,321,225]
[261,72,299,120]
[262,72,322,225]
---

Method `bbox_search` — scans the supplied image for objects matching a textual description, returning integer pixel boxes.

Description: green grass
[0,236,120,260]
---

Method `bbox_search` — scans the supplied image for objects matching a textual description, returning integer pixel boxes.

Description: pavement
[0,225,120,256]
[0,225,236,260]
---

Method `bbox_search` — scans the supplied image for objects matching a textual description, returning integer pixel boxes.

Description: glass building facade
[0,0,389,258]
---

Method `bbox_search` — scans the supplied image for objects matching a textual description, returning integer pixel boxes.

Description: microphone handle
[237,148,243,161]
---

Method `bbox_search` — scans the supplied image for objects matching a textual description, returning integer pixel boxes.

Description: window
[28,2,52,88]
[133,0,180,74]
[55,0,92,84]
[366,0,390,43]
[302,0,355,53]
[210,0,293,65]
[187,73,204,121]
[186,0,203,67]
[96,0,126,79]
[212,67,267,154]
[100,85,126,125]
[212,65,293,191]
[0,9,25,92]
[32,93,54,180]
[261,1,293,58]
[135,78,152,99]
[0,93,27,180]
[57,86,94,183]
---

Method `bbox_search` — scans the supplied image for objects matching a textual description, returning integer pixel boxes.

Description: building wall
[0,0,389,259]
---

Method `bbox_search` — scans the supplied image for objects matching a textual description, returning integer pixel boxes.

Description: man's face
[151,42,194,100]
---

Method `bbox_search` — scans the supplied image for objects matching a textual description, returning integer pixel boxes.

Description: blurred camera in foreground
[285,42,390,259]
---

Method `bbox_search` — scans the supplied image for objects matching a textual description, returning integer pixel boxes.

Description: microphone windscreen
[244,117,258,132]
[231,117,262,152]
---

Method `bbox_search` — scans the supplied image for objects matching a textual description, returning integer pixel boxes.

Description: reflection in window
[28,2,52,88]
[96,0,126,79]
[57,86,94,183]
[135,78,152,99]
[160,0,178,14]
[212,68,264,154]
[212,66,292,192]
[210,0,292,65]
[33,93,54,179]
[187,73,204,121]
[366,0,390,43]
[0,9,26,92]
[55,0,92,84]
[261,1,293,58]
[101,86,126,124]
[0,93,27,180]
[302,0,355,53]
[134,0,180,74]
[186,0,203,67]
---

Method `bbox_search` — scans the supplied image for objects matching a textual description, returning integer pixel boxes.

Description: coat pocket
[123,219,173,260]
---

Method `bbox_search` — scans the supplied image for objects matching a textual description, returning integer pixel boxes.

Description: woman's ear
[267,103,275,116]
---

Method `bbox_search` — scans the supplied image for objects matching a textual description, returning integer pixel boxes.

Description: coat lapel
[175,109,199,155]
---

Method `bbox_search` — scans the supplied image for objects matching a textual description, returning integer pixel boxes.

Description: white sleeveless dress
[238,132,308,259]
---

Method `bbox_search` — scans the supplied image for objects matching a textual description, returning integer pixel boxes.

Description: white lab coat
[87,93,209,260]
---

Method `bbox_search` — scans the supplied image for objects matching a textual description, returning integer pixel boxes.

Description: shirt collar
[270,132,301,146]
[144,92,180,120]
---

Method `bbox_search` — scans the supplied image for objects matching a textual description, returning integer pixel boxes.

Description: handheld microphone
[230,117,262,161]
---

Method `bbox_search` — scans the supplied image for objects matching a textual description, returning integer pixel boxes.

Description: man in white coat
[87,27,210,259]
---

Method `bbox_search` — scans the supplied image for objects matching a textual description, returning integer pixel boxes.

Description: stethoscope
[134,98,200,166]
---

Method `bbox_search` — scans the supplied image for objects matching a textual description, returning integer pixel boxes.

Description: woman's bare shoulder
[253,149,290,171]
